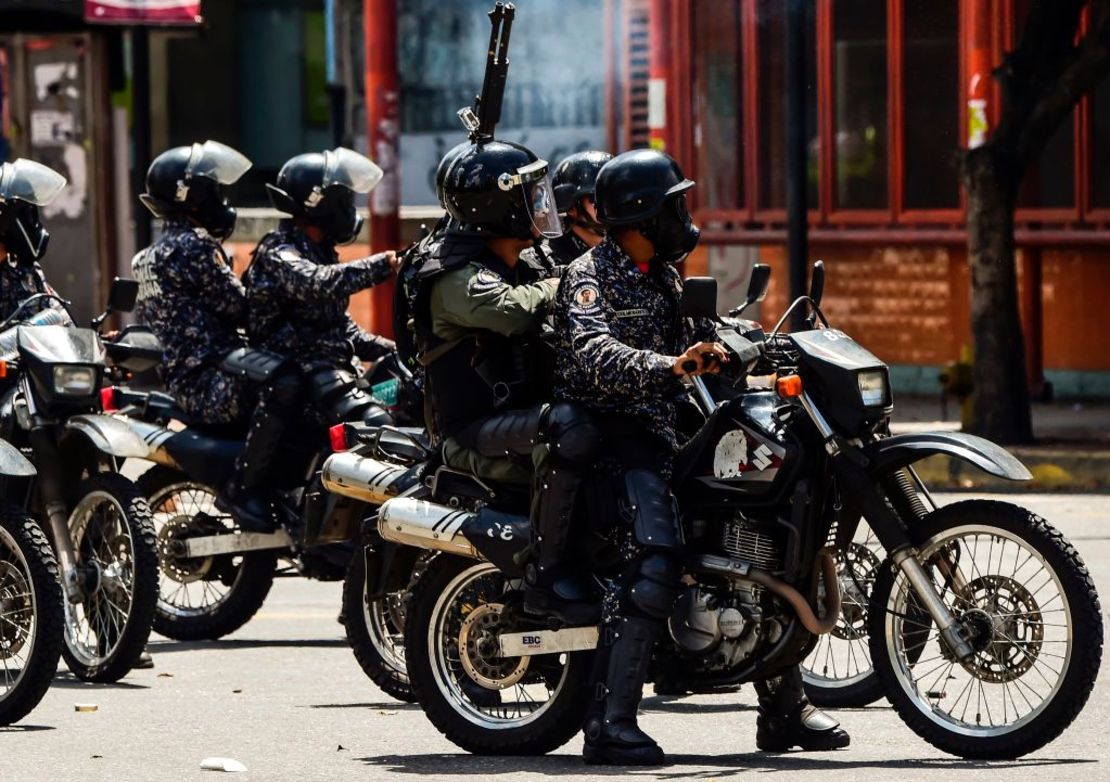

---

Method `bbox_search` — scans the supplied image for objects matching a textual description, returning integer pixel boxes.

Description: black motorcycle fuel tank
[674,390,799,504]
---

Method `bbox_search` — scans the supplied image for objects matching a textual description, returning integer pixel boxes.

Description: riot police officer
[133,140,297,531]
[553,149,849,765]
[547,150,611,265]
[245,148,398,426]
[0,159,67,322]
[413,139,599,625]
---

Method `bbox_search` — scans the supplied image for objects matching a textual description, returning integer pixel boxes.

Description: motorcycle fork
[830,453,976,661]
[29,425,83,603]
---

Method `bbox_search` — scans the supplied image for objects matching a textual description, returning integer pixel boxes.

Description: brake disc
[457,603,529,690]
[0,560,31,659]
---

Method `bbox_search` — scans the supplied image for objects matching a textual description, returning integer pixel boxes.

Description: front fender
[0,438,35,477]
[864,431,1032,481]
[64,413,156,459]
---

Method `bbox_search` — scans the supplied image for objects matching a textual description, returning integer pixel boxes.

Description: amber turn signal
[775,374,804,398]
[0,360,7,379]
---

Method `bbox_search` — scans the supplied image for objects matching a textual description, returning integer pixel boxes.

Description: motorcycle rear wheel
[0,509,63,725]
[342,547,416,702]
[869,500,1102,759]
[140,467,276,641]
[404,555,593,755]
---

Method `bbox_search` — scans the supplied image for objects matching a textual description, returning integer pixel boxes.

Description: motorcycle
[330,263,1101,759]
[0,439,63,725]
[0,280,160,683]
[100,348,428,700]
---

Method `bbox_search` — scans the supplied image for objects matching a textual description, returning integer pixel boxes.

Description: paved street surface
[4,494,1109,781]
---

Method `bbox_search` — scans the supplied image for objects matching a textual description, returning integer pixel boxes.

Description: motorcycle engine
[720,514,784,571]
[667,584,763,669]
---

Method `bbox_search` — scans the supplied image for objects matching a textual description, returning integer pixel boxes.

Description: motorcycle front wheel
[140,467,276,641]
[404,555,593,755]
[869,499,1102,759]
[61,473,158,682]
[0,509,63,724]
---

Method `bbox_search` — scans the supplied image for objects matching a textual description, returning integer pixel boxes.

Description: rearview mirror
[746,264,771,306]
[680,277,720,320]
[108,277,139,314]
[808,260,825,306]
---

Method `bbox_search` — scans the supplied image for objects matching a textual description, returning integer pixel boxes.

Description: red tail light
[100,386,119,413]
[329,423,348,452]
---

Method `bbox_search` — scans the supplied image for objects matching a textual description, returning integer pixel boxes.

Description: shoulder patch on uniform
[277,249,303,263]
[570,282,601,313]
[467,267,503,294]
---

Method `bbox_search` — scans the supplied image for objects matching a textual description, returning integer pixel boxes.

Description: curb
[912,448,1110,492]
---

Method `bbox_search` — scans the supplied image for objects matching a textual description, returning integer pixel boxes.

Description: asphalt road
[4,493,1109,782]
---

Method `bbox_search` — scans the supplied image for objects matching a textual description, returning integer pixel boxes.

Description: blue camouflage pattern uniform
[552,235,715,464]
[0,257,62,322]
[132,220,251,423]
[244,220,394,373]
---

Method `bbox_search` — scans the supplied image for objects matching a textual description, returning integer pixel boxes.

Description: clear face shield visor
[0,159,67,206]
[185,140,252,186]
[322,147,384,194]
[499,159,563,239]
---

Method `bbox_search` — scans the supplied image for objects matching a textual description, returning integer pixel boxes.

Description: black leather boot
[523,444,599,625]
[755,666,850,752]
[216,396,287,532]
[582,617,666,766]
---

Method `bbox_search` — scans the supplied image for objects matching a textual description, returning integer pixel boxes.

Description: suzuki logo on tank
[84,0,202,24]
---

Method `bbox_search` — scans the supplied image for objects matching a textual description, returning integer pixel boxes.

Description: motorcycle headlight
[53,365,97,396]
[857,369,888,407]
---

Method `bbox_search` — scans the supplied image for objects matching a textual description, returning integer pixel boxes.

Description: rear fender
[863,431,1032,482]
[461,508,530,577]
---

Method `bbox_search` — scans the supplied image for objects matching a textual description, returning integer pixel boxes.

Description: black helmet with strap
[442,140,563,241]
[266,147,382,245]
[142,140,251,240]
[594,149,700,265]
[0,159,65,263]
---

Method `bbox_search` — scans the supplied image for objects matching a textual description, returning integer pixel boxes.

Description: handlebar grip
[681,353,720,375]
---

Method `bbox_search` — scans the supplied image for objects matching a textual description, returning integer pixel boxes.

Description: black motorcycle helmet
[0,159,66,264]
[434,141,471,208]
[553,150,612,214]
[141,140,252,240]
[267,147,382,245]
[594,149,700,265]
[442,140,562,241]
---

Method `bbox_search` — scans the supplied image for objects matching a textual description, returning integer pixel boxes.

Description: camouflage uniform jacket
[245,220,393,373]
[0,256,60,323]
[552,236,714,452]
[132,220,249,399]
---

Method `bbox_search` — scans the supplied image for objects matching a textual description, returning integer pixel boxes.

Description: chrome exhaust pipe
[377,497,481,558]
[320,452,409,505]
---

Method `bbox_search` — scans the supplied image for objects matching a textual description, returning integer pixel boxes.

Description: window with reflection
[692,0,742,209]
[1093,76,1110,209]
[833,0,889,209]
[903,0,960,210]
[1013,0,1075,209]
[756,1,818,210]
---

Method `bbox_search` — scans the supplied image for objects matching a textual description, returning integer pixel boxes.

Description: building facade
[652,0,1110,398]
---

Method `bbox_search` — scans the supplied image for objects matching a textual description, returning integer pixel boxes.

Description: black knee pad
[623,469,681,550]
[626,552,680,619]
[542,402,599,466]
